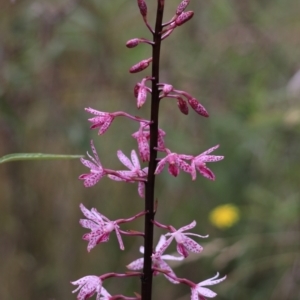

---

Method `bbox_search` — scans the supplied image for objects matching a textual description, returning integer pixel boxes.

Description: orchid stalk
[73,1,226,300]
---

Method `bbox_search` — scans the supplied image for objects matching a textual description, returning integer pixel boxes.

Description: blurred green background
[1,0,300,299]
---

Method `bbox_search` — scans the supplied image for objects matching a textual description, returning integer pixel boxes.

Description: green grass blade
[0,153,83,164]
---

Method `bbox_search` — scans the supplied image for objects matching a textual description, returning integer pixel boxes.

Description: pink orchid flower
[155,149,192,177]
[127,235,183,284]
[190,273,226,300]
[108,150,148,198]
[85,108,115,135]
[71,275,102,300]
[79,204,124,252]
[191,145,224,180]
[79,140,107,187]
[165,221,208,258]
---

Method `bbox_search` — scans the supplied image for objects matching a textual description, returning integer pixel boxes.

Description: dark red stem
[141,1,165,300]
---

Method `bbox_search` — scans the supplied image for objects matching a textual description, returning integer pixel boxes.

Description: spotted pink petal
[158,129,166,148]
[80,158,99,170]
[98,116,114,135]
[117,150,134,170]
[191,288,199,300]
[191,160,197,181]
[196,287,217,298]
[138,135,150,162]
[127,258,144,270]
[183,236,203,253]
[196,155,224,163]
[138,182,145,198]
[198,145,219,156]
[79,219,99,230]
[154,235,173,257]
[198,165,215,180]
[88,116,106,127]
[79,172,105,187]
[115,227,125,250]
[155,157,168,174]
[85,107,107,116]
[155,235,168,252]
[80,203,103,223]
[99,286,111,299]
[178,220,197,232]
[84,231,109,252]
[178,159,192,173]
[131,150,141,169]
[198,273,226,286]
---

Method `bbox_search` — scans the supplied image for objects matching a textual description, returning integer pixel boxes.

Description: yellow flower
[209,204,240,229]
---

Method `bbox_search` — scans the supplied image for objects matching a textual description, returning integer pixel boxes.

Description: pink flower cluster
[73,1,227,300]
[73,203,226,300]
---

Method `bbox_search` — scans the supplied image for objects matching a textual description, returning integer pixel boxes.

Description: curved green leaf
[0,153,83,164]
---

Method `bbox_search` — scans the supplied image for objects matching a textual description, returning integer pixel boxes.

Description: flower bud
[126,38,140,48]
[137,0,147,17]
[129,57,152,73]
[137,86,147,108]
[177,97,189,115]
[176,0,190,16]
[175,11,194,26]
[188,98,209,117]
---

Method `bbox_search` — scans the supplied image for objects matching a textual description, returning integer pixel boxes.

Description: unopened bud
[177,97,189,115]
[175,11,194,26]
[188,98,209,117]
[126,38,140,48]
[129,58,152,73]
[176,0,190,16]
[137,86,147,108]
[137,0,147,17]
